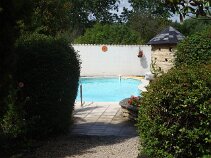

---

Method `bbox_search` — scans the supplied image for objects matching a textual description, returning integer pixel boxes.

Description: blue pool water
[76,77,141,102]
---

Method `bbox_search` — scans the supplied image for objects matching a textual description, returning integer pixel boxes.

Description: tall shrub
[15,33,80,138]
[175,26,211,66]
[137,65,211,158]
[0,0,32,114]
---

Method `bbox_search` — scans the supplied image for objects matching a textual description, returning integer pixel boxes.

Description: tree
[74,23,140,44]
[82,0,119,23]
[121,0,172,44]
[127,12,171,44]
[128,0,170,18]
[29,0,120,38]
[172,18,211,36]
[165,0,211,21]
[126,0,211,22]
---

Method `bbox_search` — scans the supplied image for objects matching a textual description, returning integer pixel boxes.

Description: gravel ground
[25,135,139,158]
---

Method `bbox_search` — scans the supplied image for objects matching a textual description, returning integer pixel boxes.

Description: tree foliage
[127,13,171,44]
[165,0,211,21]
[175,26,211,66]
[173,18,211,36]
[121,0,172,44]
[74,23,140,44]
[128,0,170,17]
[126,0,211,22]
[29,0,120,37]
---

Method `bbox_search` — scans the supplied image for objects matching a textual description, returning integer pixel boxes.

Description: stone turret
[148,26,185,73]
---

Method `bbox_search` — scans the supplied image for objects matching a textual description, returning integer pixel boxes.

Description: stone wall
[151,45,176,73]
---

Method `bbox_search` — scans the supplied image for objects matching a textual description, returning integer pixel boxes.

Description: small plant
[150,59,164,77]
[128,96,141,107]
[120,96,142,121]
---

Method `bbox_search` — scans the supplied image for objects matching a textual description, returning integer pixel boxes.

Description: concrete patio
[70,102,137,137]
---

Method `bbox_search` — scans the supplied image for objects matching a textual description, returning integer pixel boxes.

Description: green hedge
[175,26,211,66]
[137,65,211,158]
[15,33,80,138]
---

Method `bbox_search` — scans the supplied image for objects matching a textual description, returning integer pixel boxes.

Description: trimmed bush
[137,65,211,158]
[175,26,211,66]
[15,33,80,138]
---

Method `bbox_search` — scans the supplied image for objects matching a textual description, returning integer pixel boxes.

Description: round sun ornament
[102,45,108,52]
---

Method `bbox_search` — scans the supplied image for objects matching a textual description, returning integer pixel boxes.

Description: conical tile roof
[147,26,185,45]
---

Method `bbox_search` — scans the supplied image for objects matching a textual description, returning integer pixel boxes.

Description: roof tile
[147,26,185,45]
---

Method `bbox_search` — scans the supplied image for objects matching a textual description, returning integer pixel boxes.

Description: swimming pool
[76,77,141,102]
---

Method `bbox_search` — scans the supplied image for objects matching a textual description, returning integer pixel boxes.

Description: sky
[117,0,132,13]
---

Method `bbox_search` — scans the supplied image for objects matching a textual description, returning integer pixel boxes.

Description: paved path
[70,102,137,137]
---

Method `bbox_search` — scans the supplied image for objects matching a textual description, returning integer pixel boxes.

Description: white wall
[73,44,151,76]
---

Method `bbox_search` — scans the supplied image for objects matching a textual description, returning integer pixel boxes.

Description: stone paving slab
[70,102,137,137]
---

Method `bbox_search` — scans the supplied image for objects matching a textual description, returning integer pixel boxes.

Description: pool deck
[70,102,137,137]
[126,76,149,92]
[122,76,149,92]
